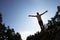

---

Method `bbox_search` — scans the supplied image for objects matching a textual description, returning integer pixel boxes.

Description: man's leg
[38,20,44,31]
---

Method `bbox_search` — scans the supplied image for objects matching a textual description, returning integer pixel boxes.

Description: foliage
[0,13,22,40]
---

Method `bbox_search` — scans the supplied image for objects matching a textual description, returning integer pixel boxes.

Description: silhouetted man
[29,10,48,31]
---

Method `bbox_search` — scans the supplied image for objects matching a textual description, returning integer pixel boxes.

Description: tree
[0,13,22,40]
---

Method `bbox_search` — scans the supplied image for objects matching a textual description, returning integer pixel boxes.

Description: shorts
[38,20,43,26]
[38,20,44,30]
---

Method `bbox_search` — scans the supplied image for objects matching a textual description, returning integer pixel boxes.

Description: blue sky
[0,0,60,40]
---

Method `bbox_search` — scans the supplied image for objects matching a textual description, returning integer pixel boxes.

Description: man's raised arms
[40,10,48,15]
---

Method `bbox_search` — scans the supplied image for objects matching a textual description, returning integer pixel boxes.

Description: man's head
[37,12,39,15]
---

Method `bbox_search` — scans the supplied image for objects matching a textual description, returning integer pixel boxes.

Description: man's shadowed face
[37,12,39,15]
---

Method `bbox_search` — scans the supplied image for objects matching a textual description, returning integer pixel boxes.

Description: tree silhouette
[0,13,22,40]
[0,13,2,23]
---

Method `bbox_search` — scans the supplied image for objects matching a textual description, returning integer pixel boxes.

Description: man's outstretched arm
[40,10,48,15]
[28,15,37,17]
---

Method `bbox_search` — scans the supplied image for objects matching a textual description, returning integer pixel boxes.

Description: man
[28,10,48,31]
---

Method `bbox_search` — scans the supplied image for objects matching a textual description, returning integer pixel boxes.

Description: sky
[0,0,60,40]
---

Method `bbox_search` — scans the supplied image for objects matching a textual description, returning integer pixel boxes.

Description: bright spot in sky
[20,31,35,40]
